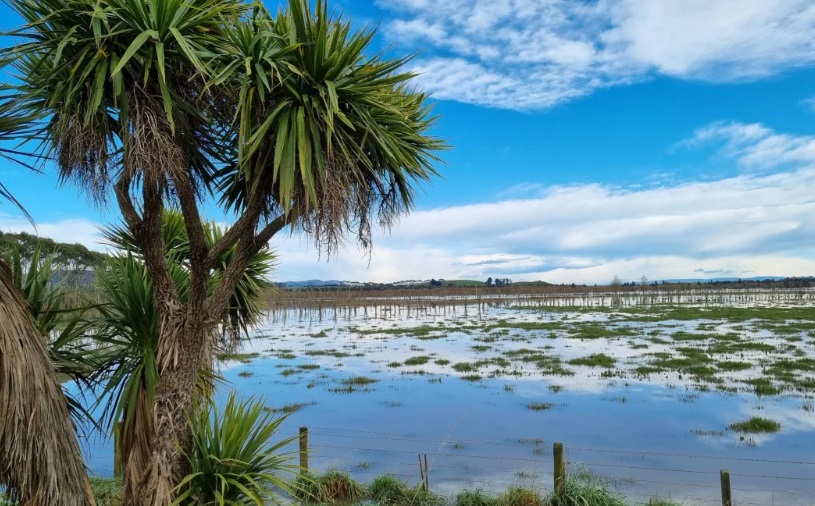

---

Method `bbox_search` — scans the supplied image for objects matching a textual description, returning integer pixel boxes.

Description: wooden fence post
[553,442,565,497]
[299,427,309,474]
[720,469,732,506]
[418,453,429,491]
[424,453,429,491]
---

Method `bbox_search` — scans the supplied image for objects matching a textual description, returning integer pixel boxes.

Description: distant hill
[276,279,553,289]
[277,280,342,288]
[662,276,785,284]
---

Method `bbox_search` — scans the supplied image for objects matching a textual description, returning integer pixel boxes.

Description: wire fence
[299,426,815,506]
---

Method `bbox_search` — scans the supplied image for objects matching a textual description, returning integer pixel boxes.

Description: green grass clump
[717,361,751,372]
[567,354,615,368]
[670,331,709,342]
[342,376,378,386]
[634,365,665,376]
[548,475,626,506]
[645,498,684,506]
[453,362,475,373]
[497,486,542,506]
[526,402,554,411]
[90,477,122,506]
[729,417,781,434]
[405,356,432,366]
[237,370,254,378]
[215,351,261,363]
[567,323,635,340]
[435,359,451,366]
[369,475,445,506]
[295,470,367,504]
[263,401,317,414]
[745,378,781,396]
[368,475,407,505]
[456,489,499,506]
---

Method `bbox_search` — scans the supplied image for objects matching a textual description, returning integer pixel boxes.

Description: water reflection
[83,290,815,504]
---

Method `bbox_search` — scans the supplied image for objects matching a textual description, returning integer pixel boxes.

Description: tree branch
[203,189,265,269]
[204,214,289,319]
[136,179,180,313]
[171,170,210,310]
[114,175,143,231]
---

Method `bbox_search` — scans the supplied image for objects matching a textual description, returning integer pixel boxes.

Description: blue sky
[3,0,815,283]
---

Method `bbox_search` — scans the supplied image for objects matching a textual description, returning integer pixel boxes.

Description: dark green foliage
[0,231,107,273]
[175,392,298,505]
[90,477,123,506]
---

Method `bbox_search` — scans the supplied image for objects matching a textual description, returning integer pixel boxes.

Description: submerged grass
[729,417,781,434]
[342,376,379,386]
[215,351,261,363]
[567,354,615,368]
[526,402,555,411]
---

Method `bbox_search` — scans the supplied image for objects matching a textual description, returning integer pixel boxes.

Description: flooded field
[85,290,815,505]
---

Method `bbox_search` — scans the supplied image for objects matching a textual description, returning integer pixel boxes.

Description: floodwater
[83,291,815,505]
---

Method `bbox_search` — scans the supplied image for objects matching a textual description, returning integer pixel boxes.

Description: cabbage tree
[3,0,443,503]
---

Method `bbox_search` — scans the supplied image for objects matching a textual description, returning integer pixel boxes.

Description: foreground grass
[294,470,691,506]
[3,472,693,506]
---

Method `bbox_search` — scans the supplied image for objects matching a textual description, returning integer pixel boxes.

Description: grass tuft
[526,402,555,411]
[729,417,781,434]
[295,470,367,504]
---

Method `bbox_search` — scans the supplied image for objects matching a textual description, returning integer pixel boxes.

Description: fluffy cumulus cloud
[273,122,815,283]
[379,0,815,108]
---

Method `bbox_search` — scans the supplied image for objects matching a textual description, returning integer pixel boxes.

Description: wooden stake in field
[553,442,565,496]
[299,427,309,475]
[720,469,732,506]
[418,453,429,491]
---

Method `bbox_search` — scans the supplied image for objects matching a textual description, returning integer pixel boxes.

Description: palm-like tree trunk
[0,260,94,505]
[133,316,210,506]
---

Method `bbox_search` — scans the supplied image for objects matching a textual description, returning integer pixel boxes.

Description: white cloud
[272,122,815,282]
[380,0,815,109]
[686,122,815,169]
[6,123,815,285]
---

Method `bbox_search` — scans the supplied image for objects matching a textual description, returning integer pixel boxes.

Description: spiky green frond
[173,392,298,505]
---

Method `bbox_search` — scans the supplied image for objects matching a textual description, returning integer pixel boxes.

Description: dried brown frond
[0,259,94,505]
[299,155,409,258]
[54,110,114,205]
[124,90,184,190]
[120,386,155,502]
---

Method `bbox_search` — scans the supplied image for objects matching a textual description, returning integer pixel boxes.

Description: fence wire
[298,425,815,506]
